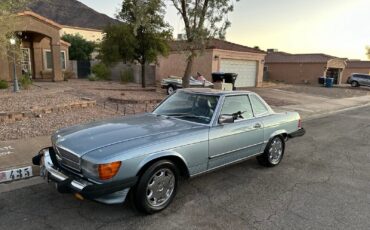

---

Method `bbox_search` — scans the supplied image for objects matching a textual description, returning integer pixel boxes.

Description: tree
[0,0,34,57]
[61,34,95,60]
[171,0,239,87]
[367,46,370,60]
[100,0,172,88]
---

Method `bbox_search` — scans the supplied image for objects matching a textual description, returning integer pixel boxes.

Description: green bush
[0,80,8,89]
[91,63,111,80]
[88,74,98,81]
[120,69,134,83]
[20,75,32,89]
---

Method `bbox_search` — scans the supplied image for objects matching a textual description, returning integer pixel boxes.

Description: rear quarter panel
[262,112,300,145]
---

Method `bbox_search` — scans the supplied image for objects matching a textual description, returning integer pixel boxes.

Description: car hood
[52,114,203,156]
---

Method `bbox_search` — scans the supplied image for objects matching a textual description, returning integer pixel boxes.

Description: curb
[0,164,40,185]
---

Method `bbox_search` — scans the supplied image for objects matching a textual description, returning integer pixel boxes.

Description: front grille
[54,146,81,171]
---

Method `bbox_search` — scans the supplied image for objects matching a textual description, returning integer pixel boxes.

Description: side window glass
[221,96,253,120]
[249,94,269,116]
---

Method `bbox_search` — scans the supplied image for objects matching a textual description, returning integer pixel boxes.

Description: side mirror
[218,115,234,125]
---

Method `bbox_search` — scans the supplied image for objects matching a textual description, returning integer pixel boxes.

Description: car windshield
[153,91,219,124]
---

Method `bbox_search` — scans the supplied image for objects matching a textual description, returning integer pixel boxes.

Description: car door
[208,95,264,169]
[359,75,369,86]
[364,75,370,86]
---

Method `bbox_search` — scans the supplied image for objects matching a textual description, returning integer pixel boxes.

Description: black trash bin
[318,76,326,85]
[212,72,238,90]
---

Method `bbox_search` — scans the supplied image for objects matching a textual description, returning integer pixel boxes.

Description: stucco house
[265,50,370,85]
[0,11,72,82]
[156,39,266,88]
[61,25,103,43]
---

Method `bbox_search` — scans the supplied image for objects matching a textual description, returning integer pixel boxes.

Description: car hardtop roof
[179,88,253,96]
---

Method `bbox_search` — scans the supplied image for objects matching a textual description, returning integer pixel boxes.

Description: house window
[60,51,66,70]
[43,50,67,70]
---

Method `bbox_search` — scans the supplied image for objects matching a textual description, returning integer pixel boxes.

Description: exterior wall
[341,68,370,84]
[15,12,63,81]
[266,63,327,84]
[0,54,10,81]
[61,26,103,42]
[212,49,266,87]
[156,49,265,88]
[156,50,214,81]
[1,12,73,82]
[20,38,71,80]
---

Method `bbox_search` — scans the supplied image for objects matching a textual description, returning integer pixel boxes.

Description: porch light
[9,38,16,45]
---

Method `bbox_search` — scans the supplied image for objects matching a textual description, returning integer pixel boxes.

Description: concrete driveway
[1,106,370,229]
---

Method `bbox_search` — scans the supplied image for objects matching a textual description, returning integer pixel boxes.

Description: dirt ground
[0,80,167,141]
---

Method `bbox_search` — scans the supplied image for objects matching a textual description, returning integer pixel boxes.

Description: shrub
[91,63,111,80]
[63,71,75,81]
[88,74,98,81]
[20,75,32,89]
[0,80,8,89]
[120,69,134,83]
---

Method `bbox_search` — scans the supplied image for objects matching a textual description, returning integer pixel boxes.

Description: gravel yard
[0,92,82,113]
[0,106,117,141]
[0,80,165,141]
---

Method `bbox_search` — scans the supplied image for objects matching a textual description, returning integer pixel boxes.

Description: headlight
[81,160,98,178]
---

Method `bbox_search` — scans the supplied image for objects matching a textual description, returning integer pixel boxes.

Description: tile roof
[18,11,62,29]
[265,52,337,63]
[169,39,266,54]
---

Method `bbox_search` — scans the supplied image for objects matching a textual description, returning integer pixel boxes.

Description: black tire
[167,85,177,95]
[351,81,359,87]
[257,136,285,167]
[132,160,179,214]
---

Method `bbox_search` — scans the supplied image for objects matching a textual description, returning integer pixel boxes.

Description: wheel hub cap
[268,138,283,165]
[146,168,175,207]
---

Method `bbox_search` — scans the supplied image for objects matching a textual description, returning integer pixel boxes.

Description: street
[1,106,370,230]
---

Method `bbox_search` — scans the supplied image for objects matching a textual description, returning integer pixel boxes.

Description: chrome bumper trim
[43,149,87,191]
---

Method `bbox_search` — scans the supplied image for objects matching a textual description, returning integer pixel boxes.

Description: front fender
[136,150,190,175]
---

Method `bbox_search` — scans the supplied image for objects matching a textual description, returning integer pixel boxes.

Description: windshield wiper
[172,114,211,121]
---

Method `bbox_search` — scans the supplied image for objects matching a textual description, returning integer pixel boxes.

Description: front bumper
[288,128,306,138]
[32,147,137,204]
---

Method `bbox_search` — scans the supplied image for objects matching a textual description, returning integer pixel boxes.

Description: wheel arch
[136,151,190,179]
[269,129,288,142]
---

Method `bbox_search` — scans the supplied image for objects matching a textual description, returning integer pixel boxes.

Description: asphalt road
[1,106,370,230]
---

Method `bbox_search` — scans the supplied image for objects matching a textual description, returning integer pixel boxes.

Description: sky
[79,0,370,60]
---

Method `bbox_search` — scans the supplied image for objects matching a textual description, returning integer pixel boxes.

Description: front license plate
[0,166,33,183]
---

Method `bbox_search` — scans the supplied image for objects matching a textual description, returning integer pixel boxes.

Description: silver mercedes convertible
[33,88,305,214]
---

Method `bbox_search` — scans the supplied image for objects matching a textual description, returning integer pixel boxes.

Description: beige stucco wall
[341,68,370,84]
[266,63,327,84]
[0,55,11,81]
[212,49,266,87]
[20,38,70,79]
[156,50,214,81]
[61,26,103,42]
[156,49,266,87]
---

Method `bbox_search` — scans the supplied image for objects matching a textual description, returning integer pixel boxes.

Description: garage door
[220,59,257,87]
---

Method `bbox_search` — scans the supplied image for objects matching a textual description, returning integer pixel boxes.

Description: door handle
[254,123,262,129]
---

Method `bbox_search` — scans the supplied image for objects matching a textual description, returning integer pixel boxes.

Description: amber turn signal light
[98,161,121,180]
